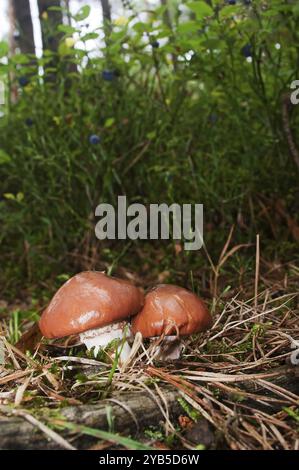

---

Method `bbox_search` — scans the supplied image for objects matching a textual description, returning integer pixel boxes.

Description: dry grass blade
[255,234,260,311]
[14,373,33,406]
[0,369,34,385]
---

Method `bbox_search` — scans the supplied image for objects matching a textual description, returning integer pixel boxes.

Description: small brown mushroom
[131,284,212,360]
[39,271,144,363]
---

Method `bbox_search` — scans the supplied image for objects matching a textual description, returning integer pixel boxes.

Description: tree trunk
[37,0,63,54]
[160,0,177,70]
[100,0,111,22]
[64,0,72,27]
[8,0,18,103]
[11,0,35,55]
[0,389,181,449]
[160,0,172,30]
[100,0,112,45]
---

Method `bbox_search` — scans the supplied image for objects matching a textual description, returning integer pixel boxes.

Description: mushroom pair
[39,271,212,364]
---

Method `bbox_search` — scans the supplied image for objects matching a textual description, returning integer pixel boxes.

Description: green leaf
[219,5,242,20]
[283,407,299,422]
[187,1,213,19]
[48,6,64,12]
[133,22,150,33]
[177,21,199,35]
[104,117,115,128]
[57,24,77,34]
[56,273,71,282]
[3,193,15,200]
[16,192,24,203]
[0,149,11,165]
[58,41,77,56]
[74,5,91,22]
[0,41,9,58]
[11,53,30,65]
[0,63,9,73]
[260,9,279,18]
[146,131,156,140]
[80,32,99,42]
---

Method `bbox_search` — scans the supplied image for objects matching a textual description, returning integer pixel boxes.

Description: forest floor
[0,255,299,450]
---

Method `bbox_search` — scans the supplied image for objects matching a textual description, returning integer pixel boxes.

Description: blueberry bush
[0,0,299,292]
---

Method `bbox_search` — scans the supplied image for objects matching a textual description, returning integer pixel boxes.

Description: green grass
[56,420,155,450]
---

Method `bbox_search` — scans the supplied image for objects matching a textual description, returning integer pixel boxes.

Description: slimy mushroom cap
[39,271,144,338]
[131,284,212,338]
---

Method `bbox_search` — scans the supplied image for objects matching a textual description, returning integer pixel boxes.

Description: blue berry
[25,118,34,127]
[151,40,159,48]
[209,113,218,124]
[89,134,101,145]
[241,44,252,58]
[102,70,115,81]
[18,76,29,87]
[226,0,236,4]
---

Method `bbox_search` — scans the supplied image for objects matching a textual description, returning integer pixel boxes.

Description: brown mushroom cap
[39,271,144,339]
[131,284,212,338]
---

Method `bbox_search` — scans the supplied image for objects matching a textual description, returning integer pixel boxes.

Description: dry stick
[254,234,260,313]
[251,408,293,431]
[147,367,232,435]
[134,379,176,432]
[106,398,139,432]
[269,423,289,450]
[255,379,299,405]
[54,356,107,367]
[212,226,235,311]
[2,338,20,370]
[123,141,151,175]
[212,228,250,314]
[0,369,34,385]
[14,373,33,407]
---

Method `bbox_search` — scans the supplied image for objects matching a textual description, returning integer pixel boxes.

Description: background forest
[0,0,298,295]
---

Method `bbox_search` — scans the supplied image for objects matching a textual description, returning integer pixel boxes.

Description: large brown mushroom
[131,284,212,360]
[39,271,144,363]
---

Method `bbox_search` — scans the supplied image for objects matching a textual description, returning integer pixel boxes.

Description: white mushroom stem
[151,335,185,361]
[278,332,299,366]
[79,321,132,365]
[290,339,299,366]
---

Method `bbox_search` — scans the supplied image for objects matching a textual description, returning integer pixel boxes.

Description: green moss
[177,397,201,422]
